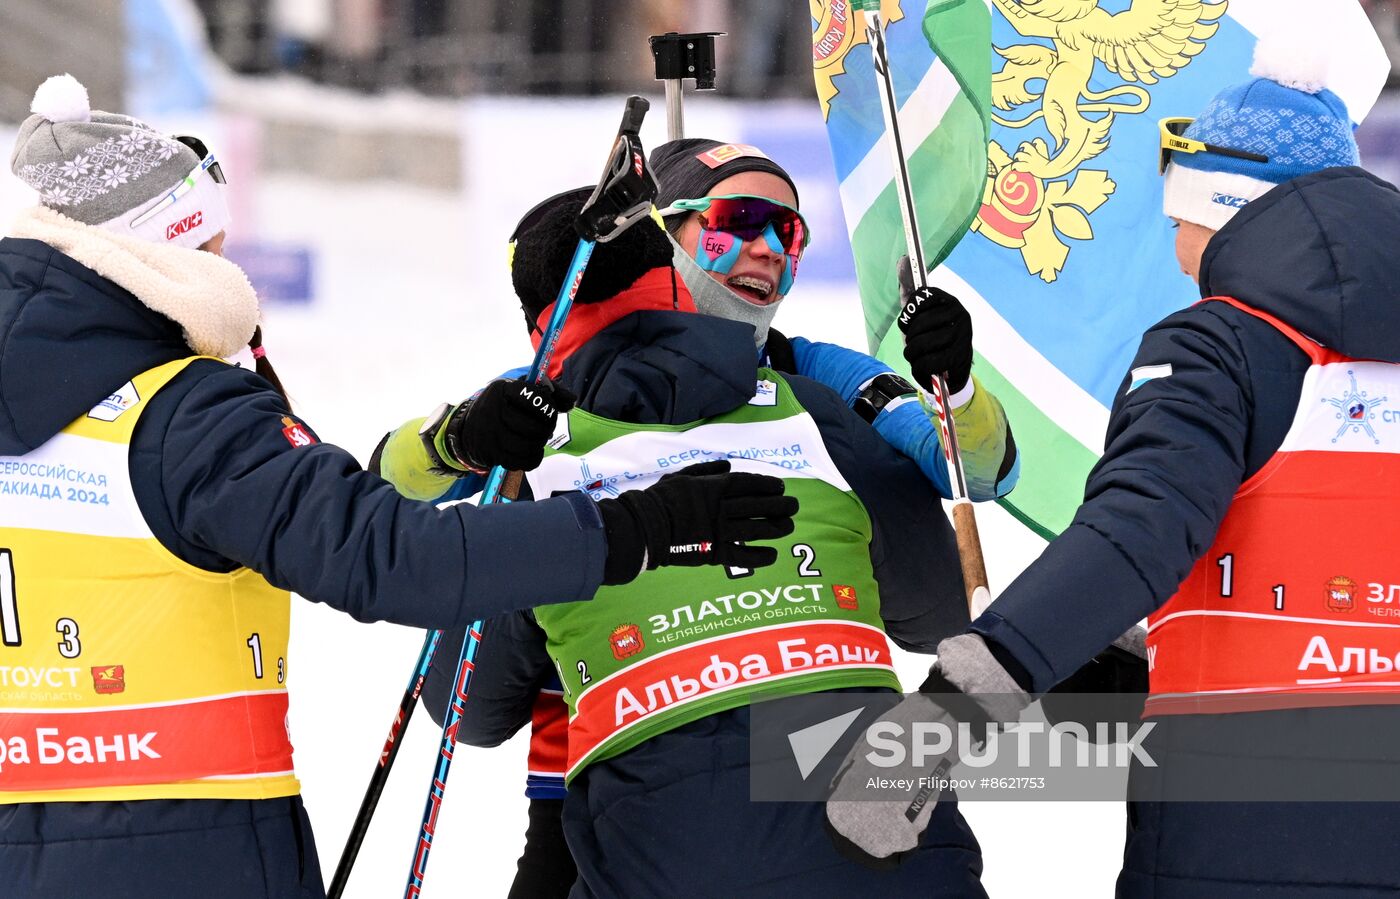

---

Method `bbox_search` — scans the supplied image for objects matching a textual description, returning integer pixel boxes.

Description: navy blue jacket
[972,167,1400,693]
[0,236,609,630]
[423,309,982,897]
[424,309,970,744]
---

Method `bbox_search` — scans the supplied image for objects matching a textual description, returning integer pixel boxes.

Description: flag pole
[860,1,991,616]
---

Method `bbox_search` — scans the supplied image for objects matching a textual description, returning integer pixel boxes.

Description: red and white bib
[1147,297,1400,715]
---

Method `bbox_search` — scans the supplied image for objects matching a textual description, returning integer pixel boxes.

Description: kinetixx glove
[596,460,798,586]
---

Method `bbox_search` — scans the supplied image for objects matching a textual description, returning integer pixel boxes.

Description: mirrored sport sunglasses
[661,194,810,259]
[1158,117,1269,176]
[130,134,227,229]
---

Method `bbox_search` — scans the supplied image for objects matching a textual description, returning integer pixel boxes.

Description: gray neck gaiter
[669,235,783,349]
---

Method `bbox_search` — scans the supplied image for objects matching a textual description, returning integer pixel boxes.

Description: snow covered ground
[1,95,1124,897]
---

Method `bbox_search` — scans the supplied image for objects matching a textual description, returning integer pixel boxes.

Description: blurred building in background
[2,1,1395,109]
[0,0,126,122]
[183,0,812,97]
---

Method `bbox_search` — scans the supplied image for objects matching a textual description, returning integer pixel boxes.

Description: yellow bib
[0,358,298,802]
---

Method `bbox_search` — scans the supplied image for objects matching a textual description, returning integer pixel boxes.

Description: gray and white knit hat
[9,74,230,249]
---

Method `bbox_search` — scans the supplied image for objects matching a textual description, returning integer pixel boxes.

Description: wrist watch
[852,372,917,424]
[418,402,466,475]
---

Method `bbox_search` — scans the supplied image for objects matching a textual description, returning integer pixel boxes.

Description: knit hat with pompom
[10,74,230,249]
[1162,40,1360,231]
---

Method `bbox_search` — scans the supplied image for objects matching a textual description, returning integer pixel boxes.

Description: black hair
[511,189,675,330]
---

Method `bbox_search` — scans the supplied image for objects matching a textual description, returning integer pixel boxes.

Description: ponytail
[248,325,291,410]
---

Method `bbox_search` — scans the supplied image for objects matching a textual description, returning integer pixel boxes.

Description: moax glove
[896,255,974,395]
[596,460,798,586]
[424,377,576,475]
[825,633,1029,866]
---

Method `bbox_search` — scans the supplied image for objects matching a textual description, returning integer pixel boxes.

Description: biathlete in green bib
[396,188,986,896]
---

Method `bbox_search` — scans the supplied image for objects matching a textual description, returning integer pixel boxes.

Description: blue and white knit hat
[1163,41,1360,231]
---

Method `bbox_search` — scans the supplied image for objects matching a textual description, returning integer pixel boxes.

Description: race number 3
[56,618,81,658]
[1,549,20,646]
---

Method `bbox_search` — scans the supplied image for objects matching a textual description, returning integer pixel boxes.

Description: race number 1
[1,549,20,646]
[1217,553,1234,598]
[247,632,264,679]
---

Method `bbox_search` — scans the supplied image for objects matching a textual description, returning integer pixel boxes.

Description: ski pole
[857,1,991,616]
[403,94,658,899]
[327,630,440,898]
[649,31,723,142]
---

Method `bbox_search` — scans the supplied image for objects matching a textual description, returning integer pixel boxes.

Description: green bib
[529,370,901,780]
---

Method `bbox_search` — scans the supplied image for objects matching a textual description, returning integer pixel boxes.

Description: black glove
[1040,627,1149,737]
[596,460,798,586]
[429,377,575,474]
[895,255,974,395]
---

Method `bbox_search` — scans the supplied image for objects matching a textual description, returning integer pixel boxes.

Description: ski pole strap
[577,97,658,243]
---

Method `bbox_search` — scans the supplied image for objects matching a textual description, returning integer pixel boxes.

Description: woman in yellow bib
[0,76,793,899]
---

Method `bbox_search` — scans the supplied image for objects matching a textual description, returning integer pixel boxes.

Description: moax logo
[90,665,125,694]
[1326,576,1357,613]
[609,624,644,661]
[517,385,558,418]
[166,210,203,241]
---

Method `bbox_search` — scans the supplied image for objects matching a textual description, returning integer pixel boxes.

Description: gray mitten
[824,634,1030,865]
[825,691,951,864]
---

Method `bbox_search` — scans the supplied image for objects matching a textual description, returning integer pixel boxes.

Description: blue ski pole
[403,94,656,899]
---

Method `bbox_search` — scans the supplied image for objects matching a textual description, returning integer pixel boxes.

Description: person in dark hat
[648,137,1019,503]
[386,188,984,897]
[372,138,1023,898]
[0,75,793,899]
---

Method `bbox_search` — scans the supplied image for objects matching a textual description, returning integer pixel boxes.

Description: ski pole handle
[618,94,649,137]
[501,469,525,501]
[951,500,991,616]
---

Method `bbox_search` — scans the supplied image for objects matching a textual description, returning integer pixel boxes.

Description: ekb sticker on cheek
[697,229,741,272]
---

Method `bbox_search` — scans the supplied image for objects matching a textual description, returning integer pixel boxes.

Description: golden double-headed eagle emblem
[814,0,1228,282]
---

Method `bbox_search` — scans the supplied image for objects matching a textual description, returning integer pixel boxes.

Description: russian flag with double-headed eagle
[814,0,1389,538]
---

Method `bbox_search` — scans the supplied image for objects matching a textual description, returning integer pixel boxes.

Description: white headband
[1162,162,1276,232]
[96,169,231,250]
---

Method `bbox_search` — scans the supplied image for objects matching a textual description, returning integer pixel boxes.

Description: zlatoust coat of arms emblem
[977,0,1227,281]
